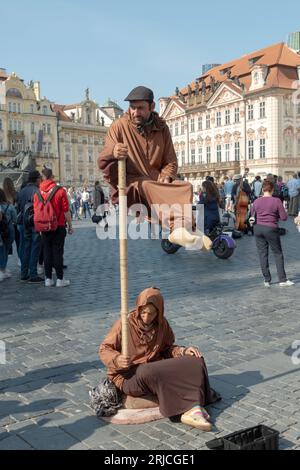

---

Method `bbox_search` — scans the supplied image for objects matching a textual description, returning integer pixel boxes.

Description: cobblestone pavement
[0,216,300,450]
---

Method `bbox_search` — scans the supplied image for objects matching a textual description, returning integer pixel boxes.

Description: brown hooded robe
[99,287,220,418]
[98,112,193,230]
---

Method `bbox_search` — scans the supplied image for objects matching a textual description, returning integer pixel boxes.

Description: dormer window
[250,65,268,91]
[248,55,263,67]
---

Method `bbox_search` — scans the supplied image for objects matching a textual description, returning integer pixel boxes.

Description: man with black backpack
[34,168,73,287]
[16,170,43,283]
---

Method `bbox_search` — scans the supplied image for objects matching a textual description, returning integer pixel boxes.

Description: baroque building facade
[54,91,123,187]
[0,69,123,187]
[0,70,59,176]
[160,42,300,190]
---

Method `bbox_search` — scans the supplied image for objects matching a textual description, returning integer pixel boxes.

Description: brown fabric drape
[98,112,193,230]
[122,356,220,417]
[99,287,182,390]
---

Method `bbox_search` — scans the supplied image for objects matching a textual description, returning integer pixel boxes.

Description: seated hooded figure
[99,287,220,430]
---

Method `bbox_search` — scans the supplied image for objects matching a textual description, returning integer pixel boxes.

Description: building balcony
[178,161,240,173]
[8,130,24,136]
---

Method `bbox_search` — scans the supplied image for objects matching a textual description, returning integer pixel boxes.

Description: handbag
[92,213,103,224]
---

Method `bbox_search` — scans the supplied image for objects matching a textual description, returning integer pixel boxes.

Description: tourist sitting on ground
[198,181,221,234]
[99,287,220,431]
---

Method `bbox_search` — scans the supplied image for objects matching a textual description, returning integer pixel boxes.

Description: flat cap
[124,86,154,102]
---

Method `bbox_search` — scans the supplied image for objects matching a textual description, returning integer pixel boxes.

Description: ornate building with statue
[0,69,59,177]
[159,42,300,190]
[54,91,123,187]
[0,68,123,187]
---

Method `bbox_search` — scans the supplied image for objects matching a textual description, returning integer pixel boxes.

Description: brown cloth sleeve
[160,319,183,358]
[159,127,178,181]
[99,319,122,370]
[97,122,121,188]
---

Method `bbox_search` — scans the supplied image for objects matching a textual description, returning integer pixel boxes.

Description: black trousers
[254,224,287,283]
[41,227,66,280]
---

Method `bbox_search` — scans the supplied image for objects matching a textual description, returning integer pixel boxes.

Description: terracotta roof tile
[179,42,300,96]
[53,104,72,122]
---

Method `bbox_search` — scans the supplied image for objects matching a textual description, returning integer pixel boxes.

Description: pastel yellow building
[0,69,59,177]
[54,91,123,187]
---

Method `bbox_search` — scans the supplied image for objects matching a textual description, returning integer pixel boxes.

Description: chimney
[33,81,41,101]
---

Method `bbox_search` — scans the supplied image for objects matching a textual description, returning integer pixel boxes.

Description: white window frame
[198,116,202,131]
[259,101,266,119]
[260,138,266,159]
[191,148,195,164]
[225,143,230,161]
[206,146,211,163]
[234,108,240,123]
[175,122,179,136]
[190,118,195,133]
[225,110,230,125]
[248,104,254,120]
[198,147,203,164]
[248,140,254,160]
[234,142,240,161]
[206,115,211,129]
[217,144,222,162]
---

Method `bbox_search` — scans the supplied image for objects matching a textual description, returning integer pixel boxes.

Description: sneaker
[56,279,70,287]
[28,276,44,283]
[4,270,12,279]
[264,281,271,288]
[45,278,54,287]
[37,264,44,275]
[21,275,30,282]
[279,280,294,287]
[0,271,5,282]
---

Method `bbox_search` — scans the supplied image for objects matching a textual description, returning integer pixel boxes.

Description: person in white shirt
[81,187,92,219]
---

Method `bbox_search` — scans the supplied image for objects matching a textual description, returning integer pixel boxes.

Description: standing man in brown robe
[98,86,212,250]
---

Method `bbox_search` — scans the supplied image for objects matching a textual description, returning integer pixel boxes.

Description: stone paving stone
[1,218,300,449]
[0,434,34,450]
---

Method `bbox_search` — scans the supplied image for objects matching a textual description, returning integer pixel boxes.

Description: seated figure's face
[140,303,158,325]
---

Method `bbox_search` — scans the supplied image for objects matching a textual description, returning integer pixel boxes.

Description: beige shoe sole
[169,227,204,250]
[202,235,213,251]
[181,413,212,431]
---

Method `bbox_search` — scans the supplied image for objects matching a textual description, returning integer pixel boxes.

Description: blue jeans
[83,201,91,218]
[71,202,78,219]
[20,226,41,278]
[0,227,14,270]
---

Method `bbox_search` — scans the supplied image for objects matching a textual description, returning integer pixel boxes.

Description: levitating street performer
[99,287,220,430]
[98,86,212,250]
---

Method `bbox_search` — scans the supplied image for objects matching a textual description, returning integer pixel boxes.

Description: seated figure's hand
[113,143,128,160]
[184,346,203,358]
[115,354,132,370]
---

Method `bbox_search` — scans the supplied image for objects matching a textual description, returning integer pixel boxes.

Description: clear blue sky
[1,0,300,110]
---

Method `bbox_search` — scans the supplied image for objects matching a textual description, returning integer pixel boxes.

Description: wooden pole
[118,158,129,357]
